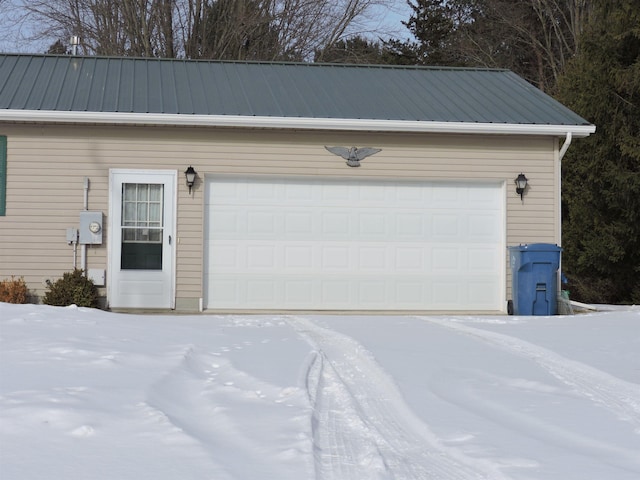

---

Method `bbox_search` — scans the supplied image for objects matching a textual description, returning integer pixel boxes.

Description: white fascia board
[0,110,596,137]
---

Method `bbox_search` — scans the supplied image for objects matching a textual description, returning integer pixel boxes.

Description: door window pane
[137,203,148,223]
[149,203,161,224]
[149,184,162,202]
[124,184,136,201]
[121,183,164,270]
[137,185,148,201]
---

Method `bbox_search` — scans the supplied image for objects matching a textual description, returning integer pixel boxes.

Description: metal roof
[0,54,594,136]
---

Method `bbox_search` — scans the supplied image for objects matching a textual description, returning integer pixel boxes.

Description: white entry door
[108,170,176,309]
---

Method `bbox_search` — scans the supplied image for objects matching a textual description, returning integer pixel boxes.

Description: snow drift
[1,303,639,479]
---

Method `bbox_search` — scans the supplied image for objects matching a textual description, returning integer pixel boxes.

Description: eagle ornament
[324,146,382,167]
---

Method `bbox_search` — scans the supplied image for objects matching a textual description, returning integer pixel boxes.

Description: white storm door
[109,170,176,309]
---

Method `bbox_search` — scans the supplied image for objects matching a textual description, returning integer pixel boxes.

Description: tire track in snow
[146,345,311,480]
[418,316,640,429]
[289,316,509,480]
[429,368,640,473]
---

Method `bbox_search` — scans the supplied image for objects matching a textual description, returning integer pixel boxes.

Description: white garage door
[204,176,504,311]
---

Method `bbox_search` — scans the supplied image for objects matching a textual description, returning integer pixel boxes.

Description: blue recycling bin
[508,243,562,315]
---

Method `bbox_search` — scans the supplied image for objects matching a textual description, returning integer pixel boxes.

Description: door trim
[107,169,178,309]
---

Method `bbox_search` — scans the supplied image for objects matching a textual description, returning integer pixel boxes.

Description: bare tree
[16,0,176,56]
[185,0,395,61]
[455,0,594,90]
[284,0,380,61]
[400,0,594,91]
[7,0,392,59]
[530,0,594,80]
[0,0,50,52]
[184,0,278,60]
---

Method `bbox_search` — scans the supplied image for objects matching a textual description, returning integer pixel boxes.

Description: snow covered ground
[1,302,639,479]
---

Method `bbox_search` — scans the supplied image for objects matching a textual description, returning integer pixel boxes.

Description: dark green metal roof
[0,54,591,128]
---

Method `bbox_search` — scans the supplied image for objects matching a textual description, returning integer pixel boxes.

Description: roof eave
[0,110,596,137]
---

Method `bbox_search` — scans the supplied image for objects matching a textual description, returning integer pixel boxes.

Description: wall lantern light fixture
[184,166,197,195]
[515,173,528,202]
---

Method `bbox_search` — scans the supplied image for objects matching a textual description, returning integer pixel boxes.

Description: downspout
[559,131,572,161]
[557,132,572,298]
[558,132,572,242]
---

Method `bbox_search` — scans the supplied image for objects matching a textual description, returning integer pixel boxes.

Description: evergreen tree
[394,1,592,91]
[396,0,459,65]
[557,0,640,303]
[47,39,67,54]
[315,36,413,65]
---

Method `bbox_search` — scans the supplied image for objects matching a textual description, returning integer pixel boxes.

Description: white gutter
[0,110,597,137]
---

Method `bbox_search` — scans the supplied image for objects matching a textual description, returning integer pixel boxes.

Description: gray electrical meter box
[79,211,103,244]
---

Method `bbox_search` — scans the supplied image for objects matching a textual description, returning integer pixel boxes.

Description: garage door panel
[320,183,350,203]
[285,280,314,303]
[247,182,278,202]
[396,184,425,203]
[210,211,240,234]
[433,188,460,205]
[469,187,501,206]
[468,214,501,240]
[432,246,463,271]
[208,244,238,268]
[320,245,351,270]
[432,214,460,238]
[209,279,240,304]
[206,181,238,202]
[359,212,387,236]
[285,212,313,234]
[247,211,278,235]
[206,273,501,310]
[396,213,425,237]
[396,281,431,306]
[432,279,461,306]
[468,280,500,306]
[358,280,388,304]
[321,212,350,236]
[468,247,501,271]
[246,245,277,268]
[289,185,315,201]
[321,279,351,305]
[395,247,428,271]
[204,177,504,310]
[246,279,276,302]
[284,245,314,268]
[358,247,387,269]
[211,206,507,243]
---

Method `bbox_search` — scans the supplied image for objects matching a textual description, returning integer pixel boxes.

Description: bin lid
[508,243,563,252]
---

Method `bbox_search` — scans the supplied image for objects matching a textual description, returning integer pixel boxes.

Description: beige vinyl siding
[0,123,558,309]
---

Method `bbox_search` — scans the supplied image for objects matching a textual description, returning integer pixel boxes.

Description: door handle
[168,235,172,245]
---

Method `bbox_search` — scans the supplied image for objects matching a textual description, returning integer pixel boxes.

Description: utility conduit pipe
[81,177,89,273]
